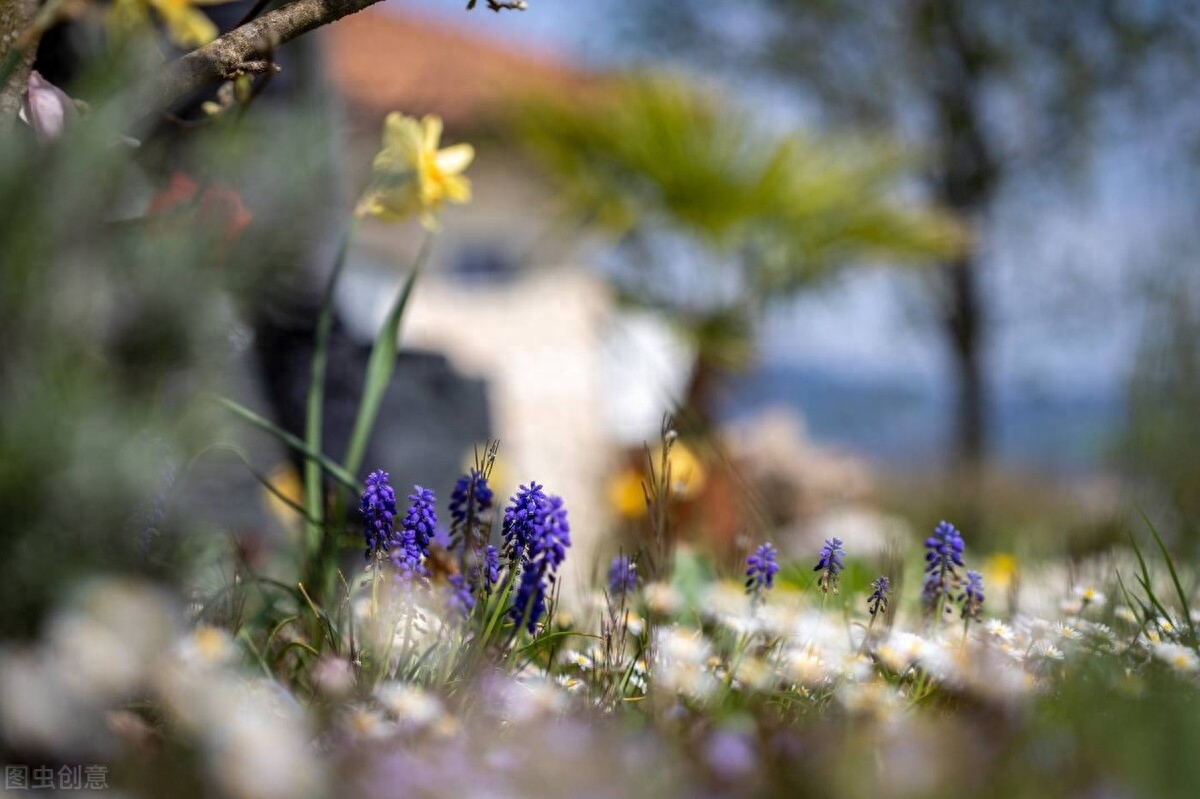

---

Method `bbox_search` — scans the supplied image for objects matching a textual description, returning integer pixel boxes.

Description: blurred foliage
[0,40,338,637]
[518,75,964,425]
[622,0,1200,468]
[1122,274,1200,552]
[520,75,964,303]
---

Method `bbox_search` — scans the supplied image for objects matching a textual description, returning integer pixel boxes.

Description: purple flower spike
[745,543,779,599]
[814,537,846,594]
[922,520,966,608]
[391,486,438,579]
[361,470,397,559]
[607,554,639,597]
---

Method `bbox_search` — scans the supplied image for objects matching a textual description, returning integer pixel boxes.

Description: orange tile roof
[327,7,596,131]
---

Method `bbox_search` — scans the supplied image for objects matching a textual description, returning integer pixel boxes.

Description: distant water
[722,363,1125,476]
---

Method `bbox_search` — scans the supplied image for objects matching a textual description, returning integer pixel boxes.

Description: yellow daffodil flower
[111,0,235,49]
[358,112,474,230]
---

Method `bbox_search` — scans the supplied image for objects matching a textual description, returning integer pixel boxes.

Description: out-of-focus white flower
[503,676,571,722]
[916,638,966,686]
[377,683,443,727]
[1059,598,1084,616]
[644,582,682,615]
[836,653,874,683]
[555,674,587,693]
[1031,641,1064,661]
[1138,628,1165,648]
[560,649,595,671]
[875,632,927,674]
[208,686,321,799]
[1153,643,1200,674]
[0,648,83,750]
[1072,585,1106,609]
[1114,605,1138,625]
[344,706,393,741]
[1052,623,1082,642]
[48,579,177,700]
[656,626,708,665]
[653,627,717,699]
[312,657,356,698]
[704,580,751,622]
[839,679,902,719]
[176,626,239,669]
[983,619,1015,643]
[1155,616,1179,636]
[785,649,828,687]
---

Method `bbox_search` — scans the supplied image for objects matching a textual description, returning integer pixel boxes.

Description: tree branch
[141,0,384,113]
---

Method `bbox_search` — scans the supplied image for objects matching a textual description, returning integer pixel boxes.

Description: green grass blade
[1129,532,1160,610]
[201,442,320,525]
[214,396,360,492]
[305,220,358,560]
[342,237,430,477]
[1115,570,1153,635]
[1140,510,1198,648]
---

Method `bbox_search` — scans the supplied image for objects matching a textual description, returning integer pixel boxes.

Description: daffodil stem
[302,216,358,602]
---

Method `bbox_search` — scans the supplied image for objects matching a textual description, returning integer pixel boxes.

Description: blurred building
[325,8,692,586]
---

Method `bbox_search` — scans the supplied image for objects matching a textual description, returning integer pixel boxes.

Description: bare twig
[139,0,385,116]
[467,1,528,12]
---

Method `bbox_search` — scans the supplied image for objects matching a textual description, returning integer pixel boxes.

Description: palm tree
[519,75,965,427]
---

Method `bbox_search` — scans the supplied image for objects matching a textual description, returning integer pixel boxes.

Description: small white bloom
[785,650,828,687]
[644,582,682,615]
[1114,605,1138,625]
[1072,585,1107,608]
[1052,623,1082,642]
[1031,641,1064,661]
[376,683,443,727]
[1059,598,1084,616]
[984,619,1015,642]
[1153,643,1200,674]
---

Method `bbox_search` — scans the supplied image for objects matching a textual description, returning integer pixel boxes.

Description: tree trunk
[917,0,996,472]
[943,252,985,469]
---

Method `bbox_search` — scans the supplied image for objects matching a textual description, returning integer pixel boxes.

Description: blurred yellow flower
[111,0,234,49]
[358,113,474,229]
[658,441,706,500]
[982,553,1018,593]
[607,469,648,519]
[262,462,304,534]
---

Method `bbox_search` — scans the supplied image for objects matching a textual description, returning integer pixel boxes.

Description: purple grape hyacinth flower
[444,573,475,620]
[868,575,891,618]
[362,470,398,559]
[607,554,639,597]
[508,489,571,633]
[482,544,501,591]
[391,486,438,579]
[502,481,548,560]
[814,537,846,594]
[960,570,985,621]
[449,469,494,527]
[745,543,779,598]
[922,520,965,607]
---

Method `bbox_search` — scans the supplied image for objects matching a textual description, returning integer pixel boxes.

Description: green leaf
[304,221,358,561]
[342,237,430,477]
[214,396,360,493]
[1140,510,1199,649]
